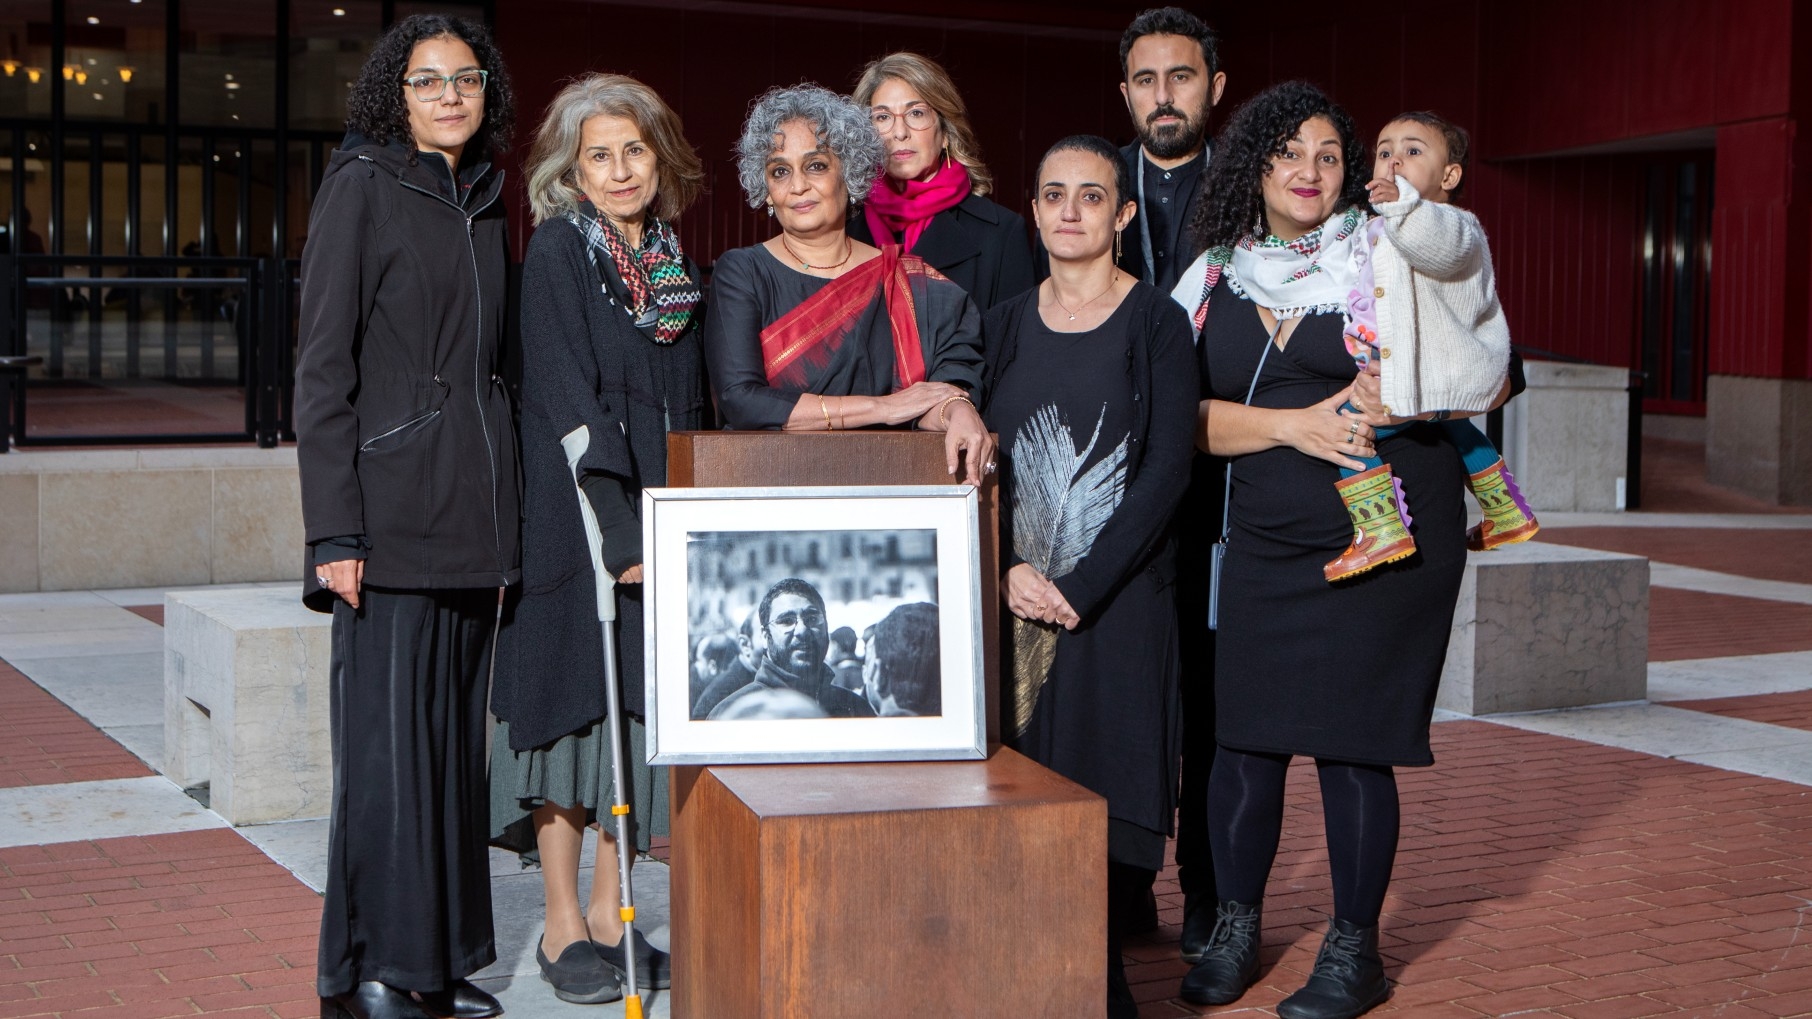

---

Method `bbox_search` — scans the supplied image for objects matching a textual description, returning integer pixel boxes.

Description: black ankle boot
[1179,892,1216,963]
[1177,900,1262,1006]
[1275,919,1390,1019]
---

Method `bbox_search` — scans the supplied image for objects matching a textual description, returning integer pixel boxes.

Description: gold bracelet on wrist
[938,394,975,428]
[819,393,835,431]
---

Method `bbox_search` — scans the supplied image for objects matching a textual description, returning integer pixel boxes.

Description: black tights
[1206,745,1400,926]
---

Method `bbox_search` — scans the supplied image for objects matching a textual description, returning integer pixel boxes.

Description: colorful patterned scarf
[567,198,700,345]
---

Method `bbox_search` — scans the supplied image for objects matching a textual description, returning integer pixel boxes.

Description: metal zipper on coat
[397,173,507,583]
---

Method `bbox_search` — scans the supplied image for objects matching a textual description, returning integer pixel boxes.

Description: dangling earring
[1114,229,1123,263]
[943,146,952,171]
[766,201,775,218]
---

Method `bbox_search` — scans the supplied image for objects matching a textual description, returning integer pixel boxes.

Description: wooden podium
[665,430,1107,1018]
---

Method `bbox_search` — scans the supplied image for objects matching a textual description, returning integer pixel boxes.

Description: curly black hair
[344,14,515,161]
[1188,81,1369,254]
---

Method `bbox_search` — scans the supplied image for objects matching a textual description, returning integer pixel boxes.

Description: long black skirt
[316,586,498,997]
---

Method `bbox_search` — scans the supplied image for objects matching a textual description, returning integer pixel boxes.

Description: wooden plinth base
[669,747,1105,1018]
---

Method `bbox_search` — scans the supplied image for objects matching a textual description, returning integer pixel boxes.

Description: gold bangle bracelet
[938,394,974,428]
[820,393,835,431]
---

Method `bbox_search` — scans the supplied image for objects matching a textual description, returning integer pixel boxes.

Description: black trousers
[316,587,498,997]
[1173,455,1221,900]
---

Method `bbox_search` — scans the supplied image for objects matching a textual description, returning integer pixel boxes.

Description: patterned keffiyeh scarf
[567,198,700,345]
[1225,206,1367,320]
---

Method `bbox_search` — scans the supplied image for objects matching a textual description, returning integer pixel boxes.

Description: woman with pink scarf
[850,52,1034,310]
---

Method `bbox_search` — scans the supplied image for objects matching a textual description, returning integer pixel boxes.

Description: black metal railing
[0,254,297,450]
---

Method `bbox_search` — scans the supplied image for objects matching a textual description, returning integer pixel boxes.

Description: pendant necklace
[1050,272,1120,321]
[780,234,854,272]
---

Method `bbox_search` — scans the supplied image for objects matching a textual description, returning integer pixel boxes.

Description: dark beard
[1138,103,1208,160]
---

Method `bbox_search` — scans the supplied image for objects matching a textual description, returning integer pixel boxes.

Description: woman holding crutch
[295,14,518,1019]
[488,72,706,1005]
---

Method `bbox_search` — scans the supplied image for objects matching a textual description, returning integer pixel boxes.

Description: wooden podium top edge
[701,746,1104,818]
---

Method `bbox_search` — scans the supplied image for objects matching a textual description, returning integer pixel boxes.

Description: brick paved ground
[1540,527,1812,587]
[1646,588,1812,662]
[0,663,150,791]
[0,829,321,1019]
[3,434,1808,1017]
[1133,722,1812,1017]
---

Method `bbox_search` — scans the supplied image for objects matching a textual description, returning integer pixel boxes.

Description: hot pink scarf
[863,160,971,254]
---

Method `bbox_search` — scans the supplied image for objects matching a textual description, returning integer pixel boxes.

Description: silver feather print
[1010,403,1128,737]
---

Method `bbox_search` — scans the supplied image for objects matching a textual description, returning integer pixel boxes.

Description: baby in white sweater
[1321,112,1540,582]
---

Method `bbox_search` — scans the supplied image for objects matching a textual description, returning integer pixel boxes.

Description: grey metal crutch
[561,427,645,1019]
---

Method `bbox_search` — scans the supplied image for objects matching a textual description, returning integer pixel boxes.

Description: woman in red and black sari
[704,84,994,485]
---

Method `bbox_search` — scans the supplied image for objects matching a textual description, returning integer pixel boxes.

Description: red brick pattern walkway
[0,663,150,791]
[1647,588,1812,662]
[1540,528,1812,587]
[0,828,321,1019]
[1135,722,1812,1017]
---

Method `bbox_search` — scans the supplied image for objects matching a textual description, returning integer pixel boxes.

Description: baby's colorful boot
[1325,465,1418,582]
[1466,457,1540,551]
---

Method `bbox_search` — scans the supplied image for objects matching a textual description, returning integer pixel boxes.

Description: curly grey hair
[735,84,883,209]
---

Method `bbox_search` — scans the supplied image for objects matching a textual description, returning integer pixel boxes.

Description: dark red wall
[492,0,1152,266]
[494,0,1810,382]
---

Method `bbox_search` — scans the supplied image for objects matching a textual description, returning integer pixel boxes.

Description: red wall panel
[1478,0,1791,158]
[1468,156,1643,370]
[493,0,1141,265]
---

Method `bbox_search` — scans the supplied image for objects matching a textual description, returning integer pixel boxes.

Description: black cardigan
[850,191,1035,310]
[980,282,1200,622]
[490,216,708,750]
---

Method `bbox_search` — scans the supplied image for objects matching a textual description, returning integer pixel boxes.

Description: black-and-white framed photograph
[643,485,986,765]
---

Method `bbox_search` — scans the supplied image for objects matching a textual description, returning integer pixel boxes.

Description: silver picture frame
[642,485,986,765]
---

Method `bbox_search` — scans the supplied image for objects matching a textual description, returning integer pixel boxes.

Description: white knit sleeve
[1375,176,1485,282]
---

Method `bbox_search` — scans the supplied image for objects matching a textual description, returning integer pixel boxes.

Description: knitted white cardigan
[1369,177,1510,415]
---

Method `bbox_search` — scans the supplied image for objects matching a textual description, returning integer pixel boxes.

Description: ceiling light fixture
[118,66,133,82]
[86,15,99,24]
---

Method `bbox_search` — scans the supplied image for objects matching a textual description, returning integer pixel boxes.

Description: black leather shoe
[539,937,623,1005]
[321,982,432,1019]
[416,979,502,1019]
[1180,893,1216,963]
[1107,956,1138,1019]
[1275,919,1390,1019]
[1178,900,1263,1006]
[593,927,672,990]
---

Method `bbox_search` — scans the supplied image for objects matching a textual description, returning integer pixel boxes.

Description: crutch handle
[559,426,618,623]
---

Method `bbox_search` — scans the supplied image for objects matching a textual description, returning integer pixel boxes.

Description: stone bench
[1437,542,1649,715]
[164,587,331,825]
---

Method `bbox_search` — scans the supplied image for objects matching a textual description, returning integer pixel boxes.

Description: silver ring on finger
[1344,432,1355,444]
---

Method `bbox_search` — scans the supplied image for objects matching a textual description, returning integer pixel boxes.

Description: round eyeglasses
[871,106,937,132]
[402,70,488,102]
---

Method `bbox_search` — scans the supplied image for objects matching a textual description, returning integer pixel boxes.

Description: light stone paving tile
[9,651,162,727]
[0,775,226,848]
[1684,742,1812,788]
[93,580,294,607]
[0,626,163,660]
[105,723,165,773]
[237,817,330,893]
[477,859,673,1019]
[1538,511,1812,530]
[1648,651,1812,702]
[0,590,110,609]
[1648,562,1812,605]
[0,603,152,634]
[1488,703,1812,761]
